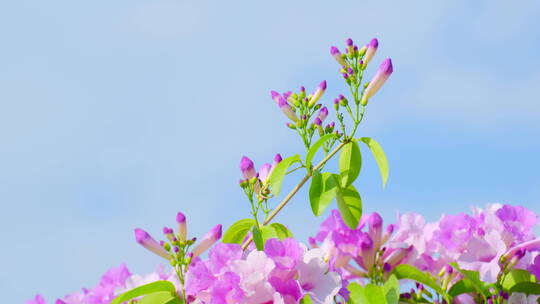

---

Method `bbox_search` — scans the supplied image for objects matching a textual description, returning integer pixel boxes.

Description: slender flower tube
[318,106,329,122]
[134,228,170,259]
[308,81,327,107]
[258,163,273,184]
[240,156,256,179]
[271,90,281,104]
[192,224,222,257]
[363,38,379,65]
[361,58,393,106]
[272,153,282,167]
[368,213,383,250]
[501,238,540,262]
[384,245,413,267]
[330,46,347,66]
[176,212,187,241]
[277,96,299,122]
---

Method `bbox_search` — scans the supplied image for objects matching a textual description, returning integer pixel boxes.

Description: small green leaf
[392,264,444,295]
[138,292,179,304]
[348,282,367,304]
[502,269,535,291]
[335,180,362,229]
[300,294,313,304]
[223,219,255,244]
[339,141,362,187]
[268,223,293,239]
[448,279,477,297]
[305,134,335,169]
[252,225,264,251]
[449,263,489,300]
[110,281,178,304]
[510,282,540,294]
[383,275,400,304]
[364,284,386,304]
[360,137,389,187]
[309,170,339,216]
[268,154,301,197]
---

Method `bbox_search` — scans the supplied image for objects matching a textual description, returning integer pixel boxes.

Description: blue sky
[1,0,539,302]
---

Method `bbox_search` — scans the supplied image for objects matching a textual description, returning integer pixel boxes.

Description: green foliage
[449,263,489,300]
[339,141,362,187]
[268,154,301,197]
[509,282,540,294]
[300,294,313,304]
[252,225,264,251]
[223,218,255,244]
[110,281,181,304]
[305,134,335,170]
[360,137,389,187]
[261,223,294,243]
[309,170,338,216]
[502,269,536,291]
[335,180,363,229]
[392,264,444,295]
[448,279,477,297]
[347,276,400,304]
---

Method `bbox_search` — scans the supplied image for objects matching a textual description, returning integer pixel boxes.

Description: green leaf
[502,269,535,291]
[510,282,540,294]
[364,284,387,304]
[392,264,444,295]
[309,170,339,216]
[348,282,367,304]
[448,279,477,297]
[110,281,178,304]
[335,181,362,229]
[252,225,264,251]
[300,294,313,304]
[305,134,334,169]
[449,263,489,300]
[268,154,301,197]
[268,223,293,239]
[339,142,362,187]
[222,218,255,244]
[383,275,400,304]
[360,137,389,187]
[138,291,179,304]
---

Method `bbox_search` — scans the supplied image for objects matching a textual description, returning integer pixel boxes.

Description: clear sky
[1,0,539,302]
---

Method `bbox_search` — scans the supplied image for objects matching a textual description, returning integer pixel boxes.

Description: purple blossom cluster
[185,239,341,304]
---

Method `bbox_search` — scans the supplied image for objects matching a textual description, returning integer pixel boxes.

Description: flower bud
[361,58,393,106]
[240,156,256,179]
[308,81,327,107]
[134,228,170,259]
[192,224,222,257]
[277,96,299,122]
[363,38,378,64]
[286,122,296,130]
[368,212,383,249]
[314,117,323,126]
[318,107,329,122]
[258,163,272,184]
[330,46,347,66]
[176,212,187,242]
[384,245,413,267]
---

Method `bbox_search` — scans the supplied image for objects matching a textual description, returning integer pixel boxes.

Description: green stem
[242,141,347,250]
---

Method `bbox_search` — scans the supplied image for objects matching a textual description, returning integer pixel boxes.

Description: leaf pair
[223,218,293,250]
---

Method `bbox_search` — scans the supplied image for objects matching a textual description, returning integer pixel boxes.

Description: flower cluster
[185,239,341,304]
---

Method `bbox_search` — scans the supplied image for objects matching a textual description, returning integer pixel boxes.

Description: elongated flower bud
[308,81,327,107]
[384,245,413,267]
[277,96,299,122]
[330,46,347,66]
[176,212,187,241]
[270,90,281,104]
[314,117,322,126]
[361,58,393,106]
[192,224,222,257]
[363,38,378,64]
[368,212,383,250]
[381,224,394,245]
[134,228,170,259]
[273,154,282,167]
[240,156,256,179]
[258,163,272,183]
[501,238,540,262]
[318,107,328,122]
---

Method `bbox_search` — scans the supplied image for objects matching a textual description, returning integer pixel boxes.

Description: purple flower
[192,224,222,257]
[364,38,379,64]
[314,117,323,126]
[134,228,170,259]
[26,295,46,304]
[273,153,282,167]
[277,95,299,122]
[239,156,256,179]
[361,58,393,105]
